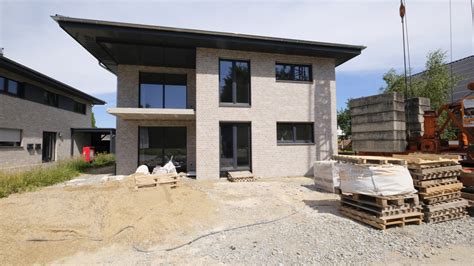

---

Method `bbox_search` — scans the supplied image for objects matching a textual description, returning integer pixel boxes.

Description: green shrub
[91,153,116,168]
[0,154,116,198]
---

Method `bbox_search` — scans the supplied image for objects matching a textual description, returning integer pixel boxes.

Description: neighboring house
[448,55,474,103]
[54,15,364,179]
[0,55,107,171]
[411,55,474,103]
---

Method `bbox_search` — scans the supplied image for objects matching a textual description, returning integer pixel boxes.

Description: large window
[139,127,187,172]
[0,128,22,147]
[277,123,314,144]
[275,63,312,82]
[219,59,250,105]
[18,83,87,115]
[139,73,187,109]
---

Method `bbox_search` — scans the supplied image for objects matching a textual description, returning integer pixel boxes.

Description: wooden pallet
[134,173,180,189]
[340,193,419,208]
[227,171,256,182]
[422,191,461,204]
[415,181,463,194]
[407,160,459,170]
[332,155,407,166]
[410,166,462,181]
[340,200,421,217]
[422,198,468,213]
[424,207,468,218]
[413,177,459,187]
[424,211,467,223]
[339,206,423,230]
[393,153,460,162]
[419,187,462,201]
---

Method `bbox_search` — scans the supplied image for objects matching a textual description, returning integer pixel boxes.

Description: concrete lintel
[107,108,196,121]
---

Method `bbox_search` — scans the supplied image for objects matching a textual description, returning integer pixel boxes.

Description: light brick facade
[114,48,337,179]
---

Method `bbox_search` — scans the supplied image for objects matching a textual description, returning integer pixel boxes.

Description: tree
[380,49,461,110]
[91,109,97,128]
[337,100,352,138]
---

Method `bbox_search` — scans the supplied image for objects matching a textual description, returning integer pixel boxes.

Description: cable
[449,0,454,103]
[404,0,412,93]
[132,210,300,253]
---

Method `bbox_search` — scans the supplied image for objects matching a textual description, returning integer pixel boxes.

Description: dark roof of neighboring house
[52,15,365,74]
[0,55,105,105]
[410,55,474,103]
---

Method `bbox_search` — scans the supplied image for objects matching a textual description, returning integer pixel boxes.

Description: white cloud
[1,0,471,95]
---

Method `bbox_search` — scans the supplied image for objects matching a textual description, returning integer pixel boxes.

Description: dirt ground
[0,175,472,264]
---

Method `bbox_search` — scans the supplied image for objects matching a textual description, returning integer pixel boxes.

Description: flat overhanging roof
[107,108,195,121]
[0,56,105,105]
[52,15,365,74]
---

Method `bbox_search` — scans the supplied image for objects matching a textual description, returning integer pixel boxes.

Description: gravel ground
[55,176,474,265]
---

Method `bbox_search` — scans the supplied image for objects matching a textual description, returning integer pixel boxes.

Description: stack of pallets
[395,154,468,223]
[333,155,422,230]
[227,171,256,182]
[339,192,423,230]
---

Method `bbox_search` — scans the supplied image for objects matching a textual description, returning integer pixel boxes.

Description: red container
[82,146,95,163]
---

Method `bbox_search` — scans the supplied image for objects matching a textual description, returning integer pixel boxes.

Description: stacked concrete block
[405,97,431,138]
[350,93,407,153]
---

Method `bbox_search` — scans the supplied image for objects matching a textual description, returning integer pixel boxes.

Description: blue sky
[1,0,472,128]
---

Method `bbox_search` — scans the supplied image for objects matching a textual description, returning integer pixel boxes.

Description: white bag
[338,163,416,196]
[314,160,340,193]
[161,157,177,174]
[135,165,150,175]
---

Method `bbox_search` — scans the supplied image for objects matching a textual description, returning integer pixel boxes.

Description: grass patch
[0,153,115,198]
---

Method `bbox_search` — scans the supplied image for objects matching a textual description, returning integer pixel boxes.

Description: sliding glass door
[139,127,187,172]
[220,123,251,174]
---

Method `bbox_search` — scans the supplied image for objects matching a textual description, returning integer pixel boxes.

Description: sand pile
[0,176,216,264]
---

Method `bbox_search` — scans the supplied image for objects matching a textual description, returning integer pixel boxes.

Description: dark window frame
[219,122,252,176]
[219,59,251,106]
[2,77,87,115]
[277,122,314,144]
[138,72,188,109]
[0,76,23,97]
[137,126,188,172]
[275,63,313,82]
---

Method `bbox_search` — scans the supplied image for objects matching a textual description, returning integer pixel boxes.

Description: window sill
[0,146,24,150]
[277,142,315,146]
[219,103,251,108]
[275,80,313,84]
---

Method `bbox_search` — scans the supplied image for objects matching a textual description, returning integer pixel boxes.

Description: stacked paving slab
[405,97,431,138]
[398,155,468,223]
[350,93,407,153]
[333,155,423,230]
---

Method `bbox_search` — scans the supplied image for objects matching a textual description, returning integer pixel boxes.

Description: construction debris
[394,154,468,223]
[227,171,256,182]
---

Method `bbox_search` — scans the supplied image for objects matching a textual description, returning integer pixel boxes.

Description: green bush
[91,153,116,168]
[0,153,116,198]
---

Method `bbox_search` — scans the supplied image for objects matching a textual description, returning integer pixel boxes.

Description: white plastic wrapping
[314,160,340,193]
[338,163,416,196]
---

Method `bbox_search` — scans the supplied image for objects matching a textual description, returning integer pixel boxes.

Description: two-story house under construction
[54,15,364,179]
